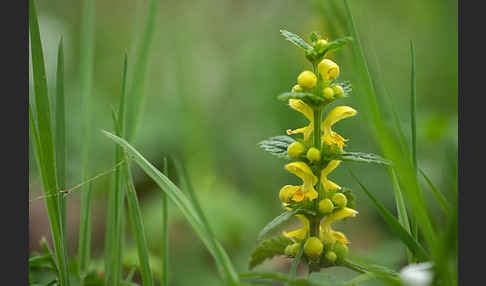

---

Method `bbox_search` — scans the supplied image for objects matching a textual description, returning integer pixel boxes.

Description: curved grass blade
[343,0,437,255]
[389,168,412,262]
[419,168,451,214]
[102,131,240,285]
[349,170,429,261]
[29,0,70,284]
[240,271,319,286]
[160,158,169,286]
[288,240,305,281]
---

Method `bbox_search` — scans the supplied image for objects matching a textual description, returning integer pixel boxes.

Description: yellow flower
[318,59,340,80]
[283,214,309,240]
[322,207,358,229]
[286,99,314,141]
[320,160,341,192]
[279,185,301,203]
[285,162,319,201]
[321,106,357,152]
[320,226,351,244]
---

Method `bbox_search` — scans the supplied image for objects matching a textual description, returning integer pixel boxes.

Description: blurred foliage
[29,0,457,284]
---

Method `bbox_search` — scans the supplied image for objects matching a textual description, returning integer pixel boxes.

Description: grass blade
[389,168,413,263]
[288,241,304,281]
[161,158,169,286]
[349,170,429,261]
[105,55,128,286]
[29,0,70,284]
[125,0,160,142]
[419,168,451,214]
[78,0,96,277]
[55,38,67,244]
[343,0,437,255]
[125,165,154,286]
[102,131,240,285]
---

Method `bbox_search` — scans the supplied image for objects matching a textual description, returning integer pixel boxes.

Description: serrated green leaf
[349,171,429,261]
[249,237,293,269]
[322,36,353,55]
[325,152,392,165]
[338,80,353,97]
[258,135,295,159]
[310,32,319,43]
[280,29,313,52]
[278,92,326,106]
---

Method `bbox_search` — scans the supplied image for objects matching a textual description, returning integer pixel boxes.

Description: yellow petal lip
[285,162,318,186]
[322,106,357,131]
[283,215,309,240]
[322,207,358,227]
[289,99,314,122]
[321,160,341,178]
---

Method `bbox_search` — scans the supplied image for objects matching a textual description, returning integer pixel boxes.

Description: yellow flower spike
[285,162,319,201]
[321,106,357,151]
[283,215,309,240]
[318,59,340,80]
[321,160,342,192]
[297,71,317,90]
[287,99,315,141]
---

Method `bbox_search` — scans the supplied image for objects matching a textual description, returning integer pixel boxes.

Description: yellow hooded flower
[283,214,309,240]
[321,106,357,152]
[287,99,314,141]
[322,207,358,228]
[319,208,357,244]
[320,160,341,192]
[285,162,319,201]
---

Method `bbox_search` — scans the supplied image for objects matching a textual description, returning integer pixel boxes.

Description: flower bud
[333,241,349,261]
[287,142,305,159]
[306,147,321,162]
[332,85,345,98]
[332,193,348,208]
[279,185,298,203]
[304,237,323,260]
[285,242,301,257]
[315,39,328,53]
[292,84,303,93]
[297,71,317,90]
[324,250,337,264]
[319,198,334,214]
[318,59,340,80]
[323,87,334,100]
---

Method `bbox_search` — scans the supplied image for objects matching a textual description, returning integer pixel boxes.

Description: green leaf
[257,209,300,241]
[338,80,353,97]
[341,259,401,285]
[325,152,391,165]
[29,0,69,284]
[102,131,239,285]
[278,92,326,105]
[280,29,313,52]
[349,170,429,261]
[419,168,451,214]
[310,31,320,43]
[258,135,295,159]
[249,237,293,270]
[322,37,353,55]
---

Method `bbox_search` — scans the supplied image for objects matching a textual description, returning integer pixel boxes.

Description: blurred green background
[29,0,457,285]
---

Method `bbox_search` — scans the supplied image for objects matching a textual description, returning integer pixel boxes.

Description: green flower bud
[332,85,345,98]
[319,198,334,214]
[315,39,328,53]
[285,242,301,257]
[332,193,348,208]
[306,147,321,162]
[333,241,349,261]
[292,84,303,93]
[323,87,334,99]
[297,71,317,90]
[324,251,337,264]
[304,237,323,261]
